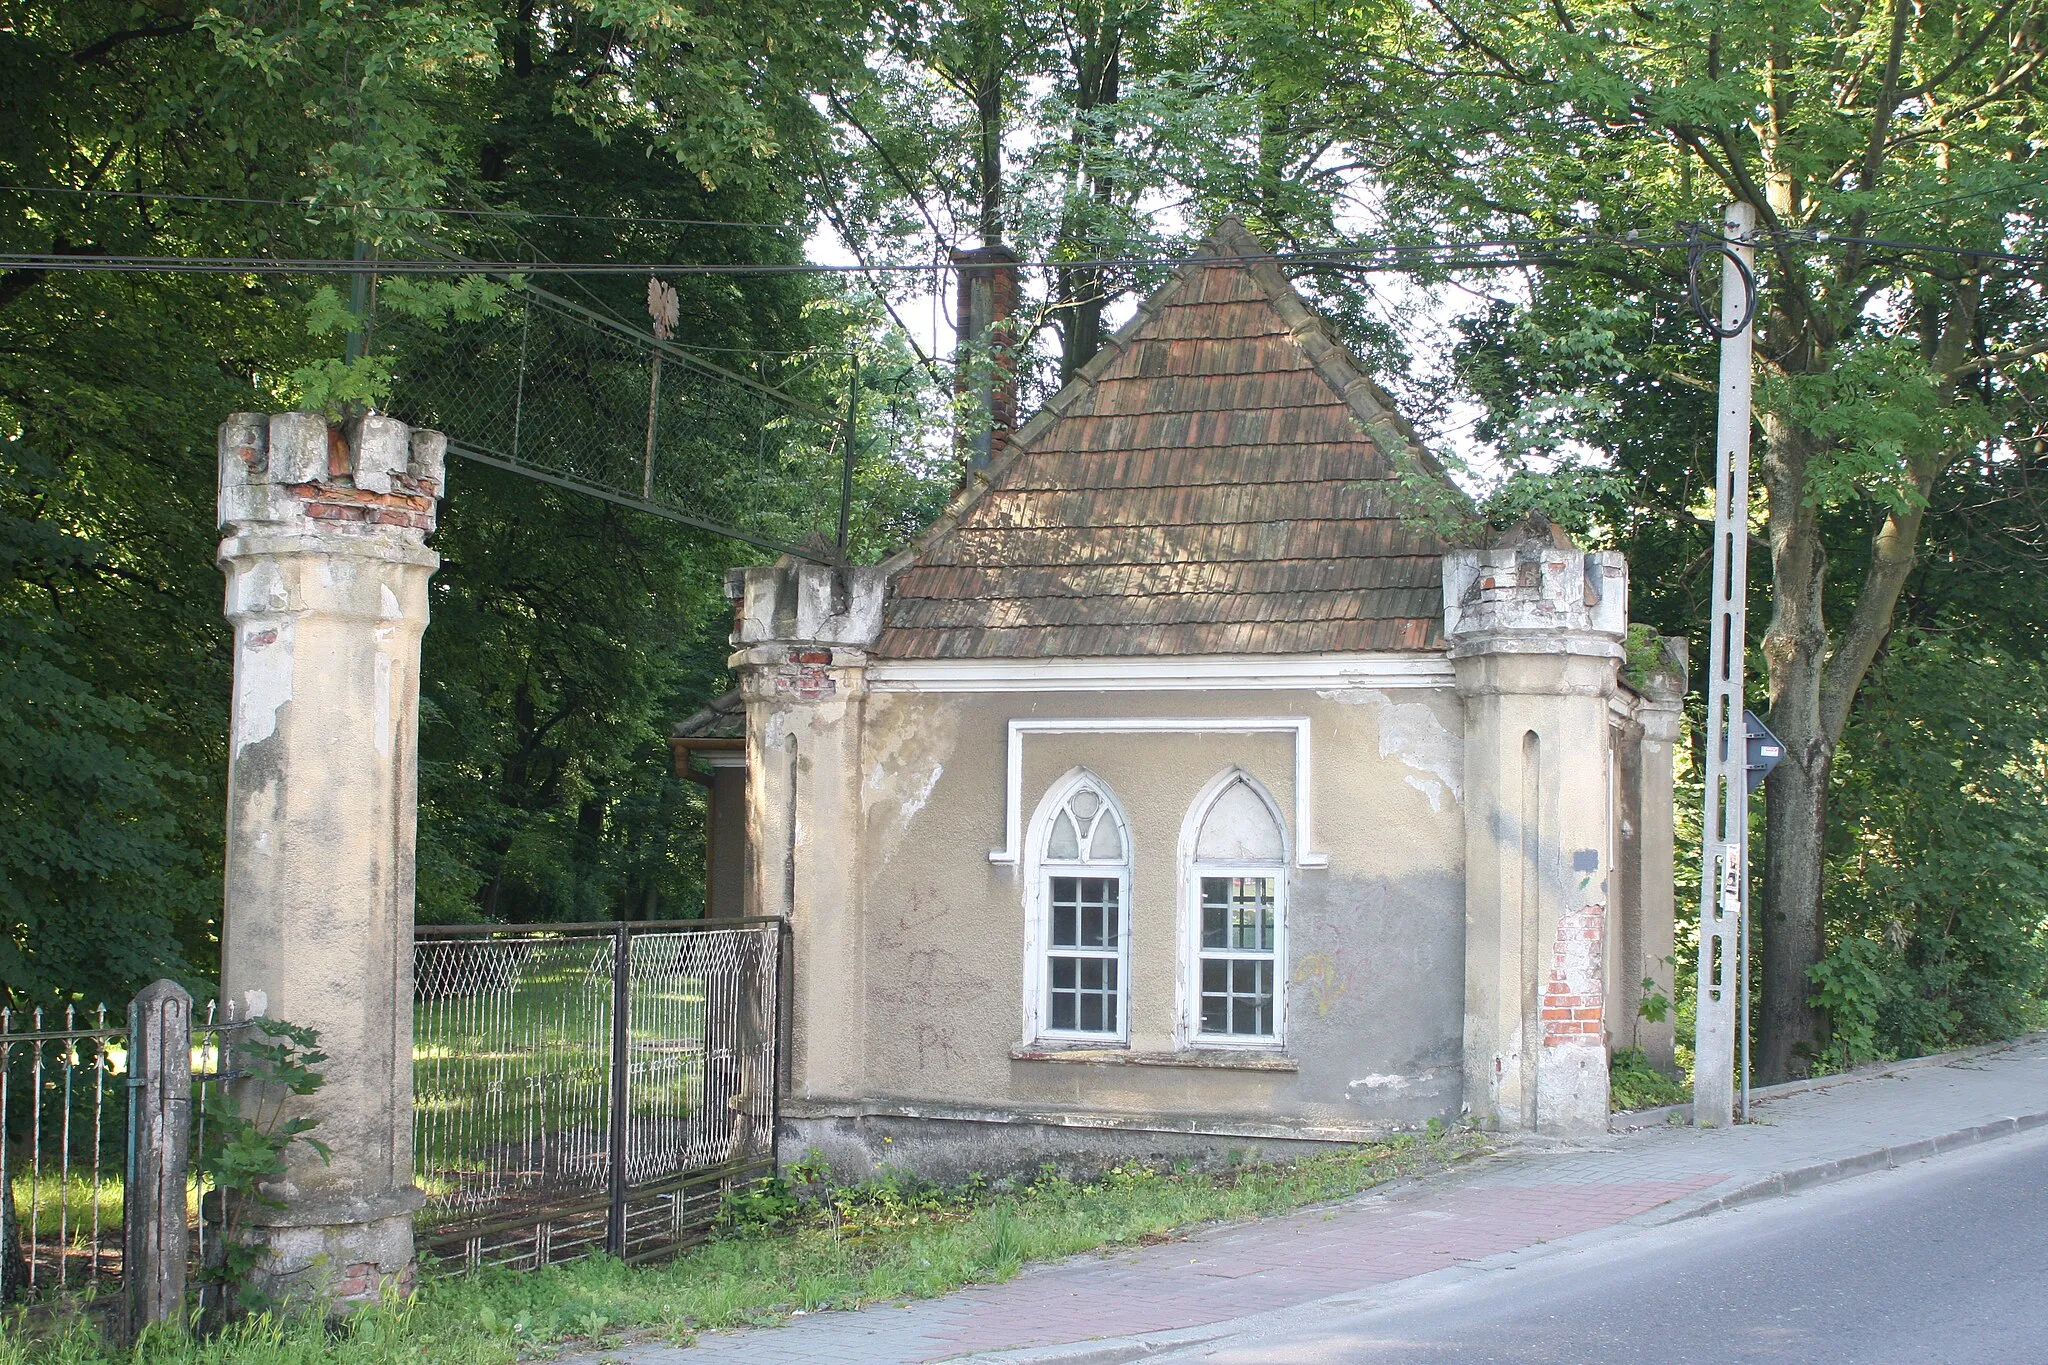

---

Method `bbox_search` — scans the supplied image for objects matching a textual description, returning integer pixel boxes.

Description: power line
[6,228,2041,285]
[0,184,796,231]
[0,237,1698,278]
[445,441,815,558]
[1758,227,2048,267]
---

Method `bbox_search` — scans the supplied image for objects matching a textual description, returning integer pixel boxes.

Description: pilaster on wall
[1447,520,1626,1137]
[216,411,445,1308]
[1623,640,1686,1073]
[728,562,890,1105]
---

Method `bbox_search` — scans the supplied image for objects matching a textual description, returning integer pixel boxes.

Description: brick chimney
[951,244,1020,470]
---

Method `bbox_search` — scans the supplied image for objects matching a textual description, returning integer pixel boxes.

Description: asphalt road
[1175,1125,2048,1364]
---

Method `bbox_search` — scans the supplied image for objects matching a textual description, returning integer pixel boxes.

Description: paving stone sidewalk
[574,1036,2048,1365]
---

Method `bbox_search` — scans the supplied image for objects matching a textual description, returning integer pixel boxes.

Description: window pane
[1048,954,1117,1036]
[1227,877,1273,950]
[1049,810,1080,860]
[1052,903,1076,947]
[1079,994,1101,1032]
[1198,954,1275,1038]
[1068,877,1115,947]
[1069,789,1100,821]
[1201,878,1230,949]
[1089,814,1123,861]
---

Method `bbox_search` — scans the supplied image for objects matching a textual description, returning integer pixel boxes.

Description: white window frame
[1178,768,1289,1049]
[1022,769,1132,1046]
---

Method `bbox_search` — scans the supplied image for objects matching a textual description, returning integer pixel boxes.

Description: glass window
[1198,876,1277,1037]
[1036,780,1129,1041]
[1187,773,1286,1045]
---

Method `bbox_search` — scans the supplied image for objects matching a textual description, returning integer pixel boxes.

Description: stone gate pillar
[727,562,888,1105]
[215,411,444,1306]
[1447,519,1627,1136]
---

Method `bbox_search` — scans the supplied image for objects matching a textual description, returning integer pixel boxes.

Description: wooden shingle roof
[877,221,1453,660]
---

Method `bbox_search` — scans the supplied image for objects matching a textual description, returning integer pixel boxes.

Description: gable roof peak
[1200,216,1274,263]
[874,221,1458,660]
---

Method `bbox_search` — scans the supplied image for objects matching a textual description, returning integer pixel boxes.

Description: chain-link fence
[412,918,783,1271]
[380,291,845,556]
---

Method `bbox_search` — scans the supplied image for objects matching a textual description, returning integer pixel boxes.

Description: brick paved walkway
[571,1036,2048,1365]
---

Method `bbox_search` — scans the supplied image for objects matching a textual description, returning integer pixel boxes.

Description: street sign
[1743,711,1783,793]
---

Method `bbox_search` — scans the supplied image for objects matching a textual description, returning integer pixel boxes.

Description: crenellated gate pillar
[215,411,444,1307]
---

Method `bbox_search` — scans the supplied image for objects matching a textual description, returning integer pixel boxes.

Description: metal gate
[412,918,783,1271]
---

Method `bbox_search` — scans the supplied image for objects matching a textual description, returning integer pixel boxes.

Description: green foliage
[1636,969,1672,1025]
[1621,625,1664,693]
[1805,937,1896,1071]
[1815,629,2048,1068]
[0,0,948,979]
[1609,1048,1688,1113]
[292,278,515,417]
[197,1018,332,1317]
[0,444,195,1008]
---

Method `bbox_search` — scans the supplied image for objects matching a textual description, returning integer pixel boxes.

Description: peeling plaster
[1402,774,1446,813]
[234,620,294,756]
[1349,1073,1409,1091]
[865,705,960,871]
[380,584,401,619]
[1320,688,1463,806]
[898,764,943,827]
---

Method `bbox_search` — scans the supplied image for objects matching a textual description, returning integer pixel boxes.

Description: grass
[0,1131,1489,1364]
[8,1176,123,1242]
[1609,1047,1691,1112]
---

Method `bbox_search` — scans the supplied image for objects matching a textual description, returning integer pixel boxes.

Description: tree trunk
[1759,720,1831,1080]
[1058,267,1105,383]
[1055,3,1122,383]
[1756,409,1830,1081]
[0,1178,24,1303]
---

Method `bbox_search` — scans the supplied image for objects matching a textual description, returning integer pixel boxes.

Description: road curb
[949,1325,1230,1364]
[1672,1108,2048,1220]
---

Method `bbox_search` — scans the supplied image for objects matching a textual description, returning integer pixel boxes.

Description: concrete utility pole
[1694,203,1758,1127]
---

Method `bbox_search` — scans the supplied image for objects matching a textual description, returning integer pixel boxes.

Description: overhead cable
[0,184,795,230]
[0,236,1696,277]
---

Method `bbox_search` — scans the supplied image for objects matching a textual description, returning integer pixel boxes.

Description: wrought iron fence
[412,918,784,1271]
[0,1004,126,1306]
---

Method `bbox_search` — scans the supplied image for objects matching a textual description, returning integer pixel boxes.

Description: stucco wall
[847,684,1468,1132]
[706,766,748,917]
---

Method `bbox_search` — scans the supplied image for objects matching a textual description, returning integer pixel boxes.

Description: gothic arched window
[1184,770,1287,1044]
[1029,774,1131,1041]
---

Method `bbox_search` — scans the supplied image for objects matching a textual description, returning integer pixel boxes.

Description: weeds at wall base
[0,1131,1489,1364]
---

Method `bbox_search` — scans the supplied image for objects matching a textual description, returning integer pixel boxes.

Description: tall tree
[0,0,925,995]
[1319,0,2048,1078]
